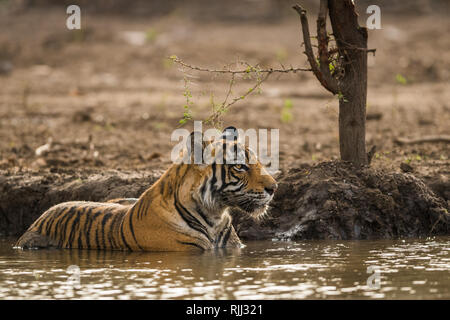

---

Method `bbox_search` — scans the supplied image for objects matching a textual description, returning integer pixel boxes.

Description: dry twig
[170,55,311,75]
[292,3,338,94]
[170,55,311,126]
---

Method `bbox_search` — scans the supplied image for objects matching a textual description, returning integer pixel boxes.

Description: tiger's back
[16,201,130,250]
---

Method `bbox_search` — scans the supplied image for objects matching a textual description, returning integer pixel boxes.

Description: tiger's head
[179,127,278,220]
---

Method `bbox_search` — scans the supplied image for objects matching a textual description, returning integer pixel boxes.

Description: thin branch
[170,56,311,74]
[336,38,376,55]
[317,0,335,88]
[292,4,338,94]
[206,72,272,125]
[170,54,309,126]
[221,73,235,111]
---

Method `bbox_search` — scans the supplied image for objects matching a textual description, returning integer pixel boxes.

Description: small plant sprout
[276,48,288,63]
[146,28,158,43]
[179,76,194,125]
[337,91,348,102]
[281,99,294,123]
[163,57,175,69]
[395,73,407,85]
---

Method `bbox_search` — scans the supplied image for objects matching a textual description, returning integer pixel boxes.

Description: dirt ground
[0,5,449,237]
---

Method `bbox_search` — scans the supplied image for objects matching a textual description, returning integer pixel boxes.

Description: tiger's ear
[222,126,238,142]
[186,131,205,164]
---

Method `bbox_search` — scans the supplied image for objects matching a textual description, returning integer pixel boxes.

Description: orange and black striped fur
[15,127,277,251]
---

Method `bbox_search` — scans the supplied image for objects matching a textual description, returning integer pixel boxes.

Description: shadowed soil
[232,161,449,240]
[1,162,448,240]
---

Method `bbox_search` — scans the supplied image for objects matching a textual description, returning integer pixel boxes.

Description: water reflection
[0,237,448,299]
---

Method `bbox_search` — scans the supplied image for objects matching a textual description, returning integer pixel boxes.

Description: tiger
[15,127,277,251]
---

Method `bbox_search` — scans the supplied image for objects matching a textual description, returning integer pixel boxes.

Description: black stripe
[175,165,181,176]
[174,196,212,243]
[159,180,166,195]
[35,216,46,234]
[57,206,77,247]
[85,207,101,249]
[67,210,82,248]
[177,241,204,251]
[174,202,211,241]
[177,166,190,191]
[194,205,213,228]
[216,218,231,247]
[109,212,122,249]
[210,163,217,191]
[120,221,132,251]
[200,179,208,199]
[245,149,250,162]
[220,165,226,186]
[142,199,151,219]
[134,199,144,220]
[128,206,143,250]
[229,170,241,182]
[44,208,65,236]
[100,212,112,249]
[106,218,115,250]
[78,208,92,249]
[221,225,233,248]
[52,206,74,241]
[42,216,55,237]
[216,227,227,248]
[219,166,241,192]
[139,198,151,220]
[77,227,83,249]
[95,221,101,249]
[37,215,52,235]
[222,143,228,162]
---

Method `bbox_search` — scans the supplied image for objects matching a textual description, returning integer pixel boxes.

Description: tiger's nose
[264,184,278,196]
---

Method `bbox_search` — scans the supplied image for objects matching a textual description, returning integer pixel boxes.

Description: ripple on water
[0,237,449,299]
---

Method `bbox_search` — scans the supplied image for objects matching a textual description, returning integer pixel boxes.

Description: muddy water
[0,237,448,299]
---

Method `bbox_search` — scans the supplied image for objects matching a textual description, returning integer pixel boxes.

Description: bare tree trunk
[328,0,368,166]
[293,0,370,166]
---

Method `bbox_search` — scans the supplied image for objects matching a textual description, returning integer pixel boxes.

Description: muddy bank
[1,161,448,240]
[233,161,449,240]
[0,169,162,236]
